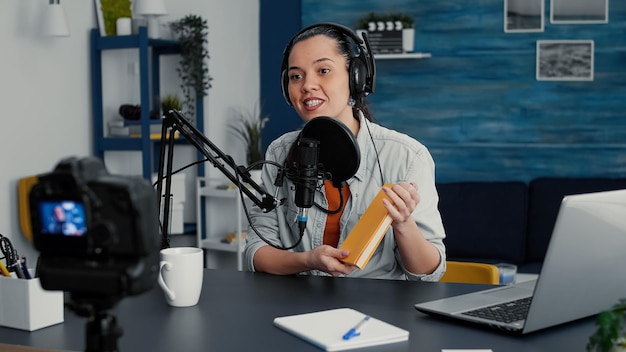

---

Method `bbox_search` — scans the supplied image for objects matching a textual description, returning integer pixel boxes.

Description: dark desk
[0,269,595,351]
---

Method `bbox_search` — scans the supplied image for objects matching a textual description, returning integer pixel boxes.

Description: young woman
[244,23,446,280]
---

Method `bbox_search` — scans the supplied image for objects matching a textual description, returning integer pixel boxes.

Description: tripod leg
[85,313,123,352]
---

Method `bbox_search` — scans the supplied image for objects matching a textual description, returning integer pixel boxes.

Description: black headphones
[280,22,376,106]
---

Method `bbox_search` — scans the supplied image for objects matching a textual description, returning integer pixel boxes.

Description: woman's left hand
[382,182,420,227]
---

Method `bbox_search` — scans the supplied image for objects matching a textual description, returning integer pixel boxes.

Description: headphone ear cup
[349,55,368,100]
[281,69,292,106]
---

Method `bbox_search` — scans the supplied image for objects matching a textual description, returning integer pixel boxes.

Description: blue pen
[21,258,31,280]
[342,315,370,340]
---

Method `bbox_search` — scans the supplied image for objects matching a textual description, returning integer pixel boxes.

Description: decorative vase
[402,28,415,53]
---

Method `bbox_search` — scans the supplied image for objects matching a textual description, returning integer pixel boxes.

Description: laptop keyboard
[461,297,532,323]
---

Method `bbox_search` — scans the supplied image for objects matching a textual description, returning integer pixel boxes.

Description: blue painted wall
[261,0,626,182]
[260,1,302,149]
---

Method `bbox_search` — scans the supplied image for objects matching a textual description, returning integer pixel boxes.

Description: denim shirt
[244,114,447,281]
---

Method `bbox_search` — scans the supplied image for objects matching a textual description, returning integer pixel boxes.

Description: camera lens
[91,223,116,252]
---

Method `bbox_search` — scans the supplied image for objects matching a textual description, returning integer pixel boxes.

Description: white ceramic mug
[157,247,204,307]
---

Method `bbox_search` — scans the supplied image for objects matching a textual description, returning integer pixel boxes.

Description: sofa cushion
[526,177,626,266]
[437,181,528,265]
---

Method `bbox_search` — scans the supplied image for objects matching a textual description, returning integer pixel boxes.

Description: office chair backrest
[18,175,38,242]
[440,261,500,284]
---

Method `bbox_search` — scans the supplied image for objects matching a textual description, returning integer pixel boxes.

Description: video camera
[29,156,161,298]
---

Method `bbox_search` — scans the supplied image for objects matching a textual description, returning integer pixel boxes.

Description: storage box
[152,173,186,204]
[171,202,184,234]
[0,274,64,331]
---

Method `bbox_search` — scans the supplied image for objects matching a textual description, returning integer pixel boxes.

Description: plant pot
[402,28,415,53]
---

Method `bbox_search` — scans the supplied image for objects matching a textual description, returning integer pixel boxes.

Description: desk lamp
[134,0,167,38]
[43,0,70,37]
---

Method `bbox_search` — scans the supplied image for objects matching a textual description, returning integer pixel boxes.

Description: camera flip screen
[38,200,87,237]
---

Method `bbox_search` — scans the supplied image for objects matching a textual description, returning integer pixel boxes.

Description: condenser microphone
[287,117,360,237]
[293,138,320,235]
[300,116,360,187]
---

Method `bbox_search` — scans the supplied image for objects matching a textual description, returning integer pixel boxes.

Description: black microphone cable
[241,161,309,251]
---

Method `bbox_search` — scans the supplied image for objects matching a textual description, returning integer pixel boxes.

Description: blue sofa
[436,177,626,273]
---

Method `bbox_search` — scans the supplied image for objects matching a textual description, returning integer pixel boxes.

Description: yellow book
[339,184,393,269]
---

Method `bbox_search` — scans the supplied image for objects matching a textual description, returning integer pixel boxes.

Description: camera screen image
[38,200,87,236]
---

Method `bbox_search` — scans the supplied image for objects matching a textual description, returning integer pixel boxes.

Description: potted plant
[588,299,626,352]
[169,14,213,123]
[160,94,182,114]
[389,12,415,53]
[356,12,384,31]
[229,103,270,170]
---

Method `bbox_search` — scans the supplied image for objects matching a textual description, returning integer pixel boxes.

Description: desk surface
[0,269,595,351]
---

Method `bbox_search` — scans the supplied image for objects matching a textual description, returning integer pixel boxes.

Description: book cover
[339,184,393,269]
[274,308,408,351]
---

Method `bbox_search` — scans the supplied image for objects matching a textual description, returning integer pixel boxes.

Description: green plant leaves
[170,15,213,122]
[587,299,626,352]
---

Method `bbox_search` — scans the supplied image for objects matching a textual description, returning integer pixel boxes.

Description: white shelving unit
[196,177,247,271]
[374,52,432,59]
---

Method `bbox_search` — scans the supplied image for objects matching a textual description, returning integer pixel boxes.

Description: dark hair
[284,24,375,123]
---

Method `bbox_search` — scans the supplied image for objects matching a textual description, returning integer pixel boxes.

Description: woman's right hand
[306,245,357,276]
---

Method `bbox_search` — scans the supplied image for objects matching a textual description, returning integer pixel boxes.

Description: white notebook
[273,308,409,351]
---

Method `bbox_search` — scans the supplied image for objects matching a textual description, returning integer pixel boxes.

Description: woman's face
[286,34,355,128]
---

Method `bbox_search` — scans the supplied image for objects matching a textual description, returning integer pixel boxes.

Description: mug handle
[157,261,176,301]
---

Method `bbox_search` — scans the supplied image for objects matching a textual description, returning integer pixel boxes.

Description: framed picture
[551,0,608,24]
[504,0,544,33]
[536,40,594,81]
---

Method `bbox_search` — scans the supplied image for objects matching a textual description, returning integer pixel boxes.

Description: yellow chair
[440,260,500,284]
[18,175,38,242]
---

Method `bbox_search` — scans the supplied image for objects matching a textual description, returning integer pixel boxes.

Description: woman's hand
[306,245,357,276]
[383,182,420,229]
[382,182,441,275]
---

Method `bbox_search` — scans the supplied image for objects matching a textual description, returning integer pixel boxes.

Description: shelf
[94,33,180,52]
[200,238,241,253]
[197,177,247,270]
[99,135,184,148]
[374,52,432,60]
[90,26,204,179]
[197,185,240,198]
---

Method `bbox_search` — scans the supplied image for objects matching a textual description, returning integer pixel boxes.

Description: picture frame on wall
[551,0,608,24]
[536,40,594,81]
[504,0,544,33]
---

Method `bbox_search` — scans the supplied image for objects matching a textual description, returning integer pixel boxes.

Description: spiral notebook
[274,308,409,351]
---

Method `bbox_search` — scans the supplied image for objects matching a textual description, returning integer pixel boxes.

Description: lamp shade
[134,0,167,16]
[43,2,70,36]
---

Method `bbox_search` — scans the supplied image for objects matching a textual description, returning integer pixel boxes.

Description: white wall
[0,0,259,262]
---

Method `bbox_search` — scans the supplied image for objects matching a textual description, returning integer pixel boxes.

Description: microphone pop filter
[300,116,360,186]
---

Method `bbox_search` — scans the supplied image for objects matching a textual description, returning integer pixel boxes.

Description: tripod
[67,294,123,352]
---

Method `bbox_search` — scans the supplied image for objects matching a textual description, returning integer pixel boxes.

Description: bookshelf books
[108,119,178,139]
[339,184,393,269]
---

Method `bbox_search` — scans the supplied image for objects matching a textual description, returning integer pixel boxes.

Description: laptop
[415,189,626,334]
